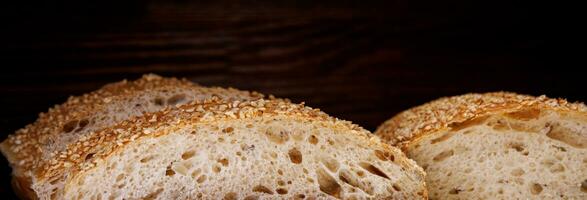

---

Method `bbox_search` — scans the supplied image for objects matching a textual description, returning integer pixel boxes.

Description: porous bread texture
[375,92,587,199]
[0,74,264,197]
[35,98,427,199]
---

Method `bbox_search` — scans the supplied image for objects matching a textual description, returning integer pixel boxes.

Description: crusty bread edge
[375,92,587,149]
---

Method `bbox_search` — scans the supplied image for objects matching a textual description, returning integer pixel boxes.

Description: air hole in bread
[143,188,163,200]
[265,129,289,144]
[277,169,283,175]
[167,94,186,106]
[276,188,288,194]
[223,192,237,200]
[546,123,587,148]
[295,194,306,199]
[448,116,489,131]
[448,188,461,194]
[277,180,285,186]
[356,170,365,177]
[140,155,155,163]
[488,119,509,131]
[327,139,335,145]
[308,135,319,145]
[507,142,528,155]
[222,127,234,133]
[392,184,402,191]
[433,150,454,162]
[339,169,373,195]
[153,97,165,106]
[321,156,339,172]
[79,118,90,127]
[510,168,525,176]
[530,183,543,195]
[84,153,95,161]
[218,158,229,166]
[115,174,124,182]
[63,120,79,133]
[316,168,341,198]
[244,195,259,200]
[551,145,567,152]
[359,162,390,180]
[581,180,587,193]
[212,164,222,173]
[541,158,556,167]
[181,151,196,160]
[374,150,395,162]
[191,169,201,179]
[288,148,302,164]
[252,185,273,194]
[165,167,175,176]
[196,175,207,183]
[549,163,565,173]
[430,133,454,144]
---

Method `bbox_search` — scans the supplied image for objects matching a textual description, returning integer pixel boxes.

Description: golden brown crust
[375,92,587,147]
[0,74,263,179]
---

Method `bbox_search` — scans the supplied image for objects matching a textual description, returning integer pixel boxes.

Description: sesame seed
[143,129,152,134]
[149,115,157,122]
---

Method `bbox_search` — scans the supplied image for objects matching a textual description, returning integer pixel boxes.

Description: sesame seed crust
[35,98,373,183]
[375,92,587,146]
[0,74,264,178]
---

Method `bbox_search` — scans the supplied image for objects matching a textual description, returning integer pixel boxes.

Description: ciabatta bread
[375,92,587,200]
[26,98,425,199]
[0,74,263,199]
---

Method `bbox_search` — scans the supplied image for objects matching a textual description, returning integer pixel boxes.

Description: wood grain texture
[0,0,570,198]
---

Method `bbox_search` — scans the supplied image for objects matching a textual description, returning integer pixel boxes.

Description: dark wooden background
[0,0,575,198]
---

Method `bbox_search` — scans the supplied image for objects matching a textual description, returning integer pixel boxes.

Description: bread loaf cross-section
[1,74,427,199]
[32,98,425,199]
[376,92,587,200]
[0,74,264,199]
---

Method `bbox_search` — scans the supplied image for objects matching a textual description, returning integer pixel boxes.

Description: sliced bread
[375,92,587,199]
[0,74,263,199]
[31,98,426,199]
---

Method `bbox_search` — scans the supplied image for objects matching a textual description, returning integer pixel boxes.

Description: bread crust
[375,92,587,148]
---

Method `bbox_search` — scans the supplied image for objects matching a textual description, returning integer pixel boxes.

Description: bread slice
[0,74,264,199]
[375,92,587,199]
[27,98,426,199]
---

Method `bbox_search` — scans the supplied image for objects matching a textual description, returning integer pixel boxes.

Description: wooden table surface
[0,0,574,198]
